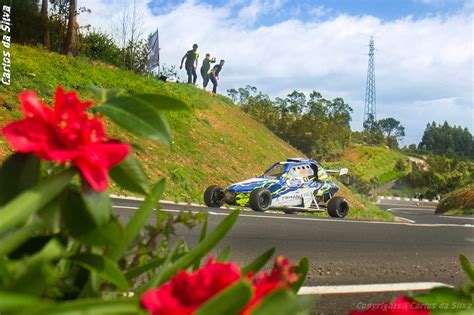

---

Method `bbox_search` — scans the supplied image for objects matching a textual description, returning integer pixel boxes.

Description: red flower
[141,259,242,315]
[2,87,129,191]
[241,256,299,315]
[140,256,299,315]
[349,296,430,315]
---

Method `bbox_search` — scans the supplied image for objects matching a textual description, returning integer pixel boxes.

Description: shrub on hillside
[79,31,122,67]
[435,185,474,214]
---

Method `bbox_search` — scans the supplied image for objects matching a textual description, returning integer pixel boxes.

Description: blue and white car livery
[204,158,350,218]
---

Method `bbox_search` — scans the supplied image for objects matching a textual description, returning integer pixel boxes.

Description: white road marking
[112,206,474,228]
[298,282,452,295]
[393,216,416,223]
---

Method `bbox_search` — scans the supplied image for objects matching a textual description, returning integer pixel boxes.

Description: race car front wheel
[204,185,224,208]
[249,188,272,212]
[327,196,349,218]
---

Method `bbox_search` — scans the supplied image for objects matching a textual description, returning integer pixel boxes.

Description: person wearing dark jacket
[208,59,225,94]
[200,53,215,89]
[180,44,199,84]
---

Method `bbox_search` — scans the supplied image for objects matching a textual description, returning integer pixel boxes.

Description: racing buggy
[203,158,350,218]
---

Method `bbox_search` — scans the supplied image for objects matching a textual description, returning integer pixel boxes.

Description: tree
[41,0,50,49]
[378,117,405,149]
[363,114,384,145]
[111,0,145,72]
[286,90,306,115]
[228,86,354,160]
[419,121,474,159]
[63,0,78,55]
[0,0,42,44]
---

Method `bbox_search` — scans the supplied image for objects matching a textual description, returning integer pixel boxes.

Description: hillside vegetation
[435,185,474,215]
[325,145,409,193]
[0,44,393,220]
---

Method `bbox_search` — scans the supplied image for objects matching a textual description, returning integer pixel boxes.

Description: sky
[78,0,474,145]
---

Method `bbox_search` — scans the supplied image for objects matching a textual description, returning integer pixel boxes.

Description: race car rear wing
[325,168,349,176]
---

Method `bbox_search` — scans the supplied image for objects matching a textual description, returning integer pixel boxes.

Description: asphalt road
[112,197,473,314]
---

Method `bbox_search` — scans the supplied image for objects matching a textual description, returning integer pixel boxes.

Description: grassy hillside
[0,44,393,220]
[325,145,409,191]
[435,185,474,215]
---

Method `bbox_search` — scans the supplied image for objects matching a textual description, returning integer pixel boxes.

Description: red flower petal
[18,90,52,122]
[88,142,131,168]
[2,86,130,192]
[73,142,129,190]
[54,86,91,114]
[241,256,299,315]
[3,119,52,153]
[74,156,109,191]
[141,259,241,315]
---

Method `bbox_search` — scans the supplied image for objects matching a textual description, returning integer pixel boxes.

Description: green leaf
[460,254,474,283]
[0,222,39,257]
[241,248,275,275]
[110,155,150,195]
[192,219,209,270]
[76,219,123,246]
[82,183,112,227]
[154,210,239,286]
[251,288,314,315]
[0,170,75,235]
[0,259,9,286]
[414,287,465,305]
[125,257,165,281]
[127,241,188,281]
[217,246,231,262]
[142,244,181,294]
[61,185,113,242]
[7,240,64,295]
[0,153,40,206]
[98,95,177,146]
[199,218,208,242]
[61,188,100,237]
[0,292,43,312]
[71,254,128,290]
[108,180,165,261]
[24,298,139,315]
[88,85,123,103]
[195,280,252,315]
[291,257,309,293]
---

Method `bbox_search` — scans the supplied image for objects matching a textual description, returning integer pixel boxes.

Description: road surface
[112,197,473,314]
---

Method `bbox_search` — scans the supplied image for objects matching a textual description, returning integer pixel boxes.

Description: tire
[327,196,349,218]
[249,188,272,212]
[204,185,224,208]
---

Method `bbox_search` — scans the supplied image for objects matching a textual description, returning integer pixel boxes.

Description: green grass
[0,44,394,221]
[325,145,409,190]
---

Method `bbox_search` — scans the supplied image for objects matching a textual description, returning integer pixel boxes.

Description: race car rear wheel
[204,185,224,208]
[249,188,272,212]
[327,196,349,218]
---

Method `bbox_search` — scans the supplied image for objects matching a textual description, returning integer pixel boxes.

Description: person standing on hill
[200,53,215,90]
[180,44,199,84]
[208,59,225,94]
